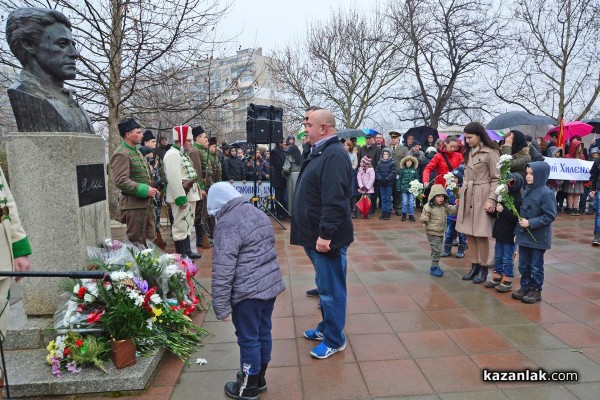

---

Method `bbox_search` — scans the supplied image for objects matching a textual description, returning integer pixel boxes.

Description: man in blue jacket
[291,109,354,359]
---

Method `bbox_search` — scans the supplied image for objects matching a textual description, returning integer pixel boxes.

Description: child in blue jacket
[512,162,557,304]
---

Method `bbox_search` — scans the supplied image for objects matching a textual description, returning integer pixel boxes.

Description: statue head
[6,8,78,85]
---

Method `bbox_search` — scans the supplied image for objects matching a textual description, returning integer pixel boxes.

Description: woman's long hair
[463,122,500,163]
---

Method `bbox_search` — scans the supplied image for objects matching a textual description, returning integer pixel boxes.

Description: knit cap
[361,155,372,168]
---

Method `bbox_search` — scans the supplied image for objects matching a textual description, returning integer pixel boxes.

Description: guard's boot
[440,244,452,257]
[472,265,488,284]
[174,239,186,257]
[455,244,466,258]
[237,363,268,393]
[462,263,480,281]
[225,372,259,400]
[184,236,202,259]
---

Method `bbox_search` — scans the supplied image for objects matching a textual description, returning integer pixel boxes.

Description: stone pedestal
[5,132,110,316]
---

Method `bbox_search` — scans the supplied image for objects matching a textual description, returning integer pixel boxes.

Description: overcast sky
[216,0,380,55]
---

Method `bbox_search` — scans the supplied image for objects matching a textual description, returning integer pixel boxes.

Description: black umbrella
[403,126,438,146]
[583,118,600,132]
[337,128,367,139]
[486,111,557,130]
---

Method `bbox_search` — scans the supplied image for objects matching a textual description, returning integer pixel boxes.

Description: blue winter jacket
[514,161,557,250]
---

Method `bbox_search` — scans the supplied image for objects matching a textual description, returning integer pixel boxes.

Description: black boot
[174,239,186,257]
[455,244,466,258]
[462,263,480,281]
[237,363,267,393]
[472,265,488,284]
[184,236,202,259]
[225,372,259,400]
[440,244,452,257]
[401,213,407,221]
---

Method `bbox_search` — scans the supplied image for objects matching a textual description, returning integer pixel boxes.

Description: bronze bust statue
[5,8,95,134]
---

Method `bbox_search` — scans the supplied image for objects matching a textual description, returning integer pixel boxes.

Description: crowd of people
[105,112,599,399]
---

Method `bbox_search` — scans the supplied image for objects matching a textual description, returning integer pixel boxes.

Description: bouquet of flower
[444,172,459,198]
[46,331,109,377]
[408,179,425,205]
[496,155,536,241]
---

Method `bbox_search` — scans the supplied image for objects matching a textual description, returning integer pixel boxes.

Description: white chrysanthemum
[165,264,183,277]
[150,293,162,305]
[495,184,506,195]
[72,284,81,295]
[141,248,153,255]
[83,293,95,303]
[146,318,154,330]
[110,270,135,281]
[81,279,99,297]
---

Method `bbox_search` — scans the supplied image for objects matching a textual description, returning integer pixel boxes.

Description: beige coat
[456,145,500,237]
[1,167,31,272]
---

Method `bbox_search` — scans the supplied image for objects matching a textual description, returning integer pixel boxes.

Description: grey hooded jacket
[210,195,285,319]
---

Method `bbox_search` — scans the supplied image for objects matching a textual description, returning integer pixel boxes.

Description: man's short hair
[305,106,322,113]
[6,8,72,66]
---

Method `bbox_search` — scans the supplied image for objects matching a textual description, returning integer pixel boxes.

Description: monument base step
[4,347,164,398]
[4,301,54,351]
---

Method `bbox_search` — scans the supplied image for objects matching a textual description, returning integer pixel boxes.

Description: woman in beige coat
[456,122,500,284]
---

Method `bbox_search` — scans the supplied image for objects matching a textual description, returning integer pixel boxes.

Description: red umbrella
[545,121,594,141]
[355,195,371,218]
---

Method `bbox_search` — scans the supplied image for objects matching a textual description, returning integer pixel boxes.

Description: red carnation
[77,286,87,299]
[64,347,71,356]
[75,339,84,347]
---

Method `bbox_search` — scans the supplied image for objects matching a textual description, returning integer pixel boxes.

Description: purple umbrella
[485,130,505,141]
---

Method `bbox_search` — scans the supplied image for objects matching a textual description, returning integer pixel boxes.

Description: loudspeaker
[270,106,283,143]
[246,104,271,143]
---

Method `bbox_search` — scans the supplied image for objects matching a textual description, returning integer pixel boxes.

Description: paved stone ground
[15,210,600,399]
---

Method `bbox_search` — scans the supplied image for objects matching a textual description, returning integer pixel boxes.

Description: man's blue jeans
[401,192,415,215]
[232,298,276,375]
[380,186,393,213]
[595,193,600,234]
[494,240,514,278]
[518,246,546,290]
[304,245,348,349]
[444,219,466,246]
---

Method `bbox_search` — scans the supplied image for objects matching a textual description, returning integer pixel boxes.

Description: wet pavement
[29,210,600,399]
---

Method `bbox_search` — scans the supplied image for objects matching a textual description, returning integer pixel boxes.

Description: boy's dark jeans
[444,219,466,246]
[232,297,276,375]
[518,246,546,290]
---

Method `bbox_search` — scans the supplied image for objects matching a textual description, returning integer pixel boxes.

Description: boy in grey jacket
[512,162,557,304]
[207,182,286,399]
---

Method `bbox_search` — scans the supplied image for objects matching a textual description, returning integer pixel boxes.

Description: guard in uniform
[1,166,32,337]
[164,125,202,259]
[188,126,207,247]
[110,118,159,246]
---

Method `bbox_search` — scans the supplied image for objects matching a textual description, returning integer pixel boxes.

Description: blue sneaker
[303,329,324,341]
[430,265,444,277]
[310,342,346,359]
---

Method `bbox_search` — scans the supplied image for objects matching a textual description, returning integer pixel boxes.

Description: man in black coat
[291,109,353,360]
[270,142,288,219]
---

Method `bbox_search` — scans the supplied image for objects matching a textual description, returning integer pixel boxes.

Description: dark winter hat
[361,155,372,168]
[118,118,141,137]
[548,131,559,138]
[590,147,600,155]
[509,130,528,155]
[411,140,421,147]
[382,147,391,155]
[192,125,205,139]
[142,130,155,143]
[507,172,524,195]
[139,146,153,156]
[366,132,376,138]
[208,136,217,146]
[451,165,464,185]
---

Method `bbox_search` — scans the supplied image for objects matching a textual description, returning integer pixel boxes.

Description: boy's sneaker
[593,233,600,246]
[429,265,444,277]
[522,288,542,304]
[496,281,513,292]
[310,342,346,359]
[512,286,529,300]
[303,329,324,341]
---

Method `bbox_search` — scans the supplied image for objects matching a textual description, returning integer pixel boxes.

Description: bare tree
[269,7,409,129]
[388,0,507,129]
[491,0,600,120]
[0,0,231,215]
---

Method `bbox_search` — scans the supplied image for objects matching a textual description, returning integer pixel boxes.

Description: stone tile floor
[23,210,600,399]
